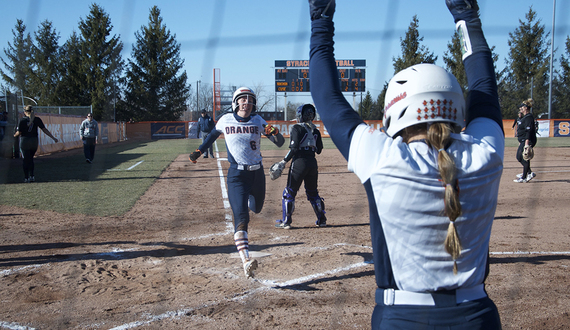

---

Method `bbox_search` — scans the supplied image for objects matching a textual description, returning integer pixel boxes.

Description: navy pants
[372,297,502,330]
[83,137,96,161]
[226,165,265,233]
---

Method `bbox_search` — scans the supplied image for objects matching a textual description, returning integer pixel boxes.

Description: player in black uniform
[13,105,59,182]
[275,104,326,229]
[514,98,537,183]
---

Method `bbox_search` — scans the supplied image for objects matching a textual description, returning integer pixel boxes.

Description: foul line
[213,141,234,233]
[107,160,144,171]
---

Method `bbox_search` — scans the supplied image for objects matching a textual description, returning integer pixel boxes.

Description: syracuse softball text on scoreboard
[275,60,366,93]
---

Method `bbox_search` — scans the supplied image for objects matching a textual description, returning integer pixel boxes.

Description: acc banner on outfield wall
[554,120,570,137]
[151,122,186,139]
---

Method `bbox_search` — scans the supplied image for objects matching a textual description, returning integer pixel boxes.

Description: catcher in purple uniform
[270,104,326,229]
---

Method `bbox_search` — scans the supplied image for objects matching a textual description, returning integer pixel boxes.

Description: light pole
[548,0,556,119]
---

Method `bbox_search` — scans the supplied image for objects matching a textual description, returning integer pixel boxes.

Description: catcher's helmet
[383,63,465,137]
[232,87,257,112]
[296,104,316,123]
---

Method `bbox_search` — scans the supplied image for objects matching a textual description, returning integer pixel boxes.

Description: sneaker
[24,178,30,183]
[526,172,536,182]
[243,259,258,278]
[210,154,215,159]
[516,173,524,178]
[29,176,35,182]
[513,177,527,183]
[275,220,292,229]
[316,216,327,227]
[86,159,92,163]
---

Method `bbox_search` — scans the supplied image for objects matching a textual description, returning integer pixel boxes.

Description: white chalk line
[0,321,36,330]
[106,160,144,171]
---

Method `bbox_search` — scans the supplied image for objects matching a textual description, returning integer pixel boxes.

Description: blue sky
[1,0,569,106]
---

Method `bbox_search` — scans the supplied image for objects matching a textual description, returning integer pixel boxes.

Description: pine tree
[554,37,570,118]
[377,15,437,114]
[392,15,437,74]
[58,31,88,106]
[358,91,374,120]
[0,19,33,96]
[502,7,550,119]
[123,6,190,122]
[78,4,124,121]
[29,20,61,106]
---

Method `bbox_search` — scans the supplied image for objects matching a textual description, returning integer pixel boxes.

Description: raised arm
[309,0,363,160]
[446,0,502,130]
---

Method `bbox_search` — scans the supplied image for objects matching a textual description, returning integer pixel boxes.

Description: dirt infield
[1,145,570,329]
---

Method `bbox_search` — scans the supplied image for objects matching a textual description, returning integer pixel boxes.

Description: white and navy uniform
[198,112,280,232]
[310,10,504,329]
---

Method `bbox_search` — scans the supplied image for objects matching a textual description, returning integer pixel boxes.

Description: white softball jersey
[215,113,268,166]
[347,117,504,292]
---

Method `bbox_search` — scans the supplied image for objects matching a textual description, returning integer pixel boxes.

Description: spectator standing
[80,113,99,163]
[197,109,215,158]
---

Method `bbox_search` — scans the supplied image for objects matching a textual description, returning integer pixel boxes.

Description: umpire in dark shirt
[197,109,215,158]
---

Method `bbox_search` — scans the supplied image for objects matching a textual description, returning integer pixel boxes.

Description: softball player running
[189,87,285,278]
[274,104,326,229]
[309,0,503,328]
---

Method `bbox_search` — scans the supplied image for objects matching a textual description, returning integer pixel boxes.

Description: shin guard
[281,187,296,224]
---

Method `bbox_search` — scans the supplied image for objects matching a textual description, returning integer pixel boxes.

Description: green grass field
[1,137,569,216]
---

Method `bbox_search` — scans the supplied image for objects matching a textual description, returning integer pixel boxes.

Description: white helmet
[383,63,465,137]
[232,86,256,112]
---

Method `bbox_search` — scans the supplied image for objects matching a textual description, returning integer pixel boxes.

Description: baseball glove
[522,145,534,161]
[269,160,286,180]
[264,124,279,136]
[189,149,202,163]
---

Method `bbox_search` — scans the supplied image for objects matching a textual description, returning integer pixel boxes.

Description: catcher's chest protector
[297,123,317,149]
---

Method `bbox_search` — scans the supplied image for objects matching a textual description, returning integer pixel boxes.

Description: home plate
[230,251,272,258]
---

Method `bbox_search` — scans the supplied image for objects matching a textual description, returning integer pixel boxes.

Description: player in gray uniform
[309,0,503,328]
[189,87,285,278]
[274,104,326,229]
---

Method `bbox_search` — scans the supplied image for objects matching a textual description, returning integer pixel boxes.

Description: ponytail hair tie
[438,148,445,153]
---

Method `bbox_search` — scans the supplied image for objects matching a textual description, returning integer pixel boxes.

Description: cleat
[316,217,327,227]
[29,176,35,182]
[526,172,536,182]
[24,178,30,183]
[516,173,523,178]
[513,177,527,183]
[275,220,292,229]
[243,259,258,278]
[86,159,92,163]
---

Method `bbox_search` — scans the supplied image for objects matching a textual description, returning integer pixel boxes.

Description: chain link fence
[17,105,92,116]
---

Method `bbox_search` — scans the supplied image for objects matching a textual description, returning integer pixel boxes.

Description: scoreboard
[275,60,365,93]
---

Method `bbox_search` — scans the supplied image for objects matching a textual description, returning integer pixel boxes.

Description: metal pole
[283,92,287,121]
[197,80,200,112]
[548,0,556,119]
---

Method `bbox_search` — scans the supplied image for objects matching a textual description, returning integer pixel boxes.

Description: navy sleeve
[198,130,221,153]
[460,19,503,131]
[310,19,363,160]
